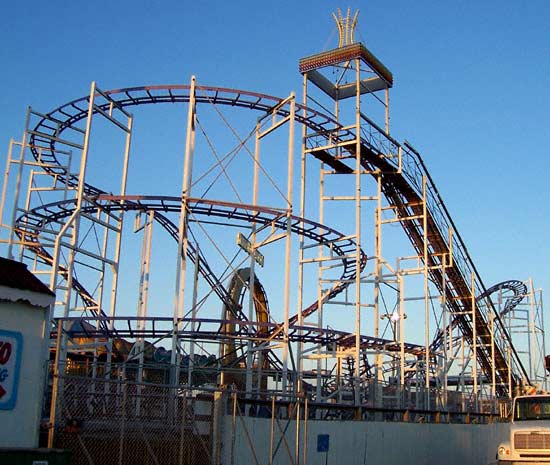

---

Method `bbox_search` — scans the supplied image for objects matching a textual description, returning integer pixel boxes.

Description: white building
[0,257,54,448]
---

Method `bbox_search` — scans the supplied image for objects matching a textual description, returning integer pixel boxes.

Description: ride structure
[0,8,546,452]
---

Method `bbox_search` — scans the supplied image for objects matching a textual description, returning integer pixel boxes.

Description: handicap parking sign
[0,330,23,410]
[317,434,330,453]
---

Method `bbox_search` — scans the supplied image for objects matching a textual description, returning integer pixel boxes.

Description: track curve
[16,194,366,322]
[478,280,528,317]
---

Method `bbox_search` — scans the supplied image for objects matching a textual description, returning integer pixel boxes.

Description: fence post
[118,380,127,465]
[230,392,237,465]
[302,398,308,465]
[269,396,275,465]
[178,392,188,465]
[212,390,224,465]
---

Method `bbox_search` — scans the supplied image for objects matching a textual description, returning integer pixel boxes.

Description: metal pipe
[8,109,31,259]
[354,57,362,407]
[281,94,296,394]
[296,74,308,392]
[472,272,478,406]
[188,240,200,388]
[171,76,197,386]
[246,118,261,396]
[422,176,429,408]
[269,396,275,465]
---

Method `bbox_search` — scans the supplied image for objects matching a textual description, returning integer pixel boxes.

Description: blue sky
[1,1,549,336]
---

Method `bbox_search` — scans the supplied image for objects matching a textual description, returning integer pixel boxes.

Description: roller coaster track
[24,84,364,325]
[479,280,528,317]
[430,280,529,355]
[21,84,528,396]
[15,195,365,324]
[16,195,367,377]
[55,315,425,357]
[220,267,276,386]
[346,143,528,394]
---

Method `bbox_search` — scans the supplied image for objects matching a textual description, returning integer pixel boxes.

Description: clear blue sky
[1,1,549,329]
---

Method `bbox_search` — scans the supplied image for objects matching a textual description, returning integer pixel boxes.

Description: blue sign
[317,434,330,453]
[0,330,23,410]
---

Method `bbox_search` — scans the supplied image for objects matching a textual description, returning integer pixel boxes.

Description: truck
[497,394,550,464]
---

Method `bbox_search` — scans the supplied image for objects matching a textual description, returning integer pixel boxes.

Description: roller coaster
[0,12,546,442]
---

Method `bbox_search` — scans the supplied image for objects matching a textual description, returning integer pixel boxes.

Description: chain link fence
[51,374,216,465]
[45,366,507,464]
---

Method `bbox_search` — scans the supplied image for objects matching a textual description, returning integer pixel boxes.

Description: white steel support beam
[422,176,430,409]
[442,253,449,405]
[296,74,308,394]
[471,272,478,408]
[398,262,405,386]
[187,241,200,388]
[373,174,382,407]
[7,109,31,260]
[91,208,112,382]
[102,92,133,384]
[136,211,154,381]
[172,76,197,385]
[48,81,97,448]
[528,278,535,381]
[46,80,134,446]
[246,118,260,396]
[281,93,296,394]
[539,290,547,391]
[315,149,325,403]
[354,58,362,410]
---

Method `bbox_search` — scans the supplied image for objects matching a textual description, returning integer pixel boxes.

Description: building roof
[0,257,55,308]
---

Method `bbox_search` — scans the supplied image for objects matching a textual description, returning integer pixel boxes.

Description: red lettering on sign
[0,385,5,399]
[0,342,12,365]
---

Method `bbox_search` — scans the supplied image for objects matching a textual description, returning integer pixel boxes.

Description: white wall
[222,415,509,465]
[0,300,49,448]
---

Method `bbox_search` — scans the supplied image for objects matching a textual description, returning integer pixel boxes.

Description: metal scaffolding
[0,9,545,455]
